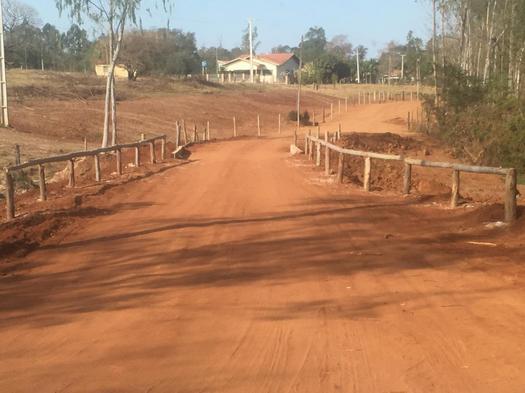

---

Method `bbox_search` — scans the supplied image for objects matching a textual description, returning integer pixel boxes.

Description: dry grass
[6,69,284,103]
[300,83,434,99]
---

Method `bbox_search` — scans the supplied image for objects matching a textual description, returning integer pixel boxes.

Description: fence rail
[304,134,518,223]
[4,135,168,221]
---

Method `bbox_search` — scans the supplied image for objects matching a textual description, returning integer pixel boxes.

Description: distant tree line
[3,0,92,72]
[3,1,435,85]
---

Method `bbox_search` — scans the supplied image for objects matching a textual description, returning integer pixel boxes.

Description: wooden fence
[304,133,518,223]
[4,135,168,221]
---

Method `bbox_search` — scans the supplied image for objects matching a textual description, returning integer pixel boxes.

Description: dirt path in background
[2,133,525,392]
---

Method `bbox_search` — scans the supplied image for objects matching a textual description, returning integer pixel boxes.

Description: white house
[218,53,299,84]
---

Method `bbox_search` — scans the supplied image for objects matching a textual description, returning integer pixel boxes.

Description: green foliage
[299,26,327,64]
[119,29,200,77]
[426,64,525,171]
[4,18,93,71]
[241,23,260,54]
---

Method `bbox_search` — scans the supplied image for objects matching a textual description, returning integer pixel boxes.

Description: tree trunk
[432,0,438,105]
[101,5,127,147]
[111,74,117,145]
[441,0,446,69]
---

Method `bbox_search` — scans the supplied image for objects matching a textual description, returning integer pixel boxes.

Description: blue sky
[24,0,431,57]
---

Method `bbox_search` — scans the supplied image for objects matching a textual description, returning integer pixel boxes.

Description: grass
[5,69,283,103]
[517,173,525,185]
[301,83,434,99]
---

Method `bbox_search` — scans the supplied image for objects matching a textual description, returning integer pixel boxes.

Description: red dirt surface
[2,99,525,392]
[8,88,333,145]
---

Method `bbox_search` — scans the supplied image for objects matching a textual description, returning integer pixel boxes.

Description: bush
[425,64,525,171]
[288,110,311,125]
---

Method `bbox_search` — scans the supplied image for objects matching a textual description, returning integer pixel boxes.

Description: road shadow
[0,194,523,329]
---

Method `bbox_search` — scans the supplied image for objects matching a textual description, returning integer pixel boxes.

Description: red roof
[257,53,296,65]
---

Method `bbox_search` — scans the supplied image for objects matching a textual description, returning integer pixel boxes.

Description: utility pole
[296,35,303,131]
[248,18,254,84]
[0,0,9,127]
[388,53,392,86]
[400,54,406,80]
[356,47,361,84]
[416,57,421,99]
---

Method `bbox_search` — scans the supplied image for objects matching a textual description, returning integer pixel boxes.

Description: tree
[272,44,293,53]
[41,23,63,69]
[55,0,172,147]
[326,34,353,59]
[3,0,39,33]
[300,26,326,63]
[241,23,259,54]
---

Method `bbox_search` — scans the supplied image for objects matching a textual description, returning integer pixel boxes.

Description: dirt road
[1,135,525,392]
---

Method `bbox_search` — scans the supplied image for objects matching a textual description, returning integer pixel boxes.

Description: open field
[1,70,334,169]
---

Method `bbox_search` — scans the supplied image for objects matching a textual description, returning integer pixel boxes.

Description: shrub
[424,64,525,171]
[288,110,311,125]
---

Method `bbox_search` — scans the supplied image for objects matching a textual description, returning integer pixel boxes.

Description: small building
[218,53,299,84]
[95,64,129,79]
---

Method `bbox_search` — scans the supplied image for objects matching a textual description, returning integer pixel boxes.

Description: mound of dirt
[338,132,449,195]
[340,132,422,155]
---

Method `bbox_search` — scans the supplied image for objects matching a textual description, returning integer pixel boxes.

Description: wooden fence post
[316,125,320,138]
[14,144,20,165]
[505,169,518,222]
[94,154,101,182]
[403,162,412,194]
[182,120,188,144]
[278,114,281,134]
[116,148,122,175]
[233,116,237,137]
[150,142,156,164]
[38,164,46,201]
[84,137,88,151]
[175,122,180,149]
[330,103,334,120]
[257,114,261,137]
[312,111,315,126]
[193,125,198,142]
[308,135,314,161]
[345,97,348,112]
[161,137,166,160]
[207,120,210,140]
[337,123,342,140]
[305,130,311,155]
[5,170,15,220]
[324,131,330,176]
[407,112,411,129]
[451,170,460,208]
[364,157,371,192]
[135,146,140,167]
[322,108,326,123]
[338,100,341,115]
[141,133,145,141]
[68,159,75,187]
[337,153,344,183]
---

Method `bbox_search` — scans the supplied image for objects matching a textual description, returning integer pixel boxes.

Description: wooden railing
[4,135,167,221]
[305,133,518,223]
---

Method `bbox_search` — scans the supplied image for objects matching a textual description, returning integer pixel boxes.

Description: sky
[23,0,431,58]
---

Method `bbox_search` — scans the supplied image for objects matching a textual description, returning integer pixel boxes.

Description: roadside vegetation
[424,0,525,173]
